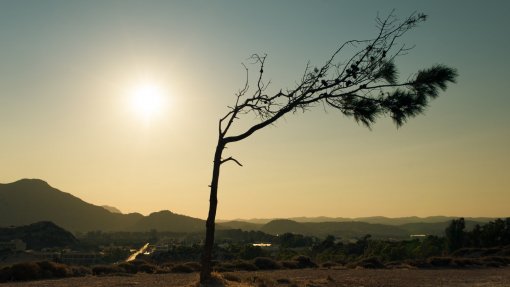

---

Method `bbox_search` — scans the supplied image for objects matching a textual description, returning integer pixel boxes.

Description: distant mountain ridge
[0,179,204,233]
[0,179,500,237]
[225,215,495,225]
[101,205,122,214]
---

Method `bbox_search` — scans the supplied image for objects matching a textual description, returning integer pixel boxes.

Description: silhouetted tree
[200,12,457,283]
[445,218,465,252]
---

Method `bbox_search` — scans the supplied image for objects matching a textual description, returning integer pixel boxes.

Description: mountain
[0,221,77,250]
[260,219,410,239]
[130,210,204,232]
[218,220,263,231]
[236,216,495,225]
[102,205,122,214]
[0,179,204,233]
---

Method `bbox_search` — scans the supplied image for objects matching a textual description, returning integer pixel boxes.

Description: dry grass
[1,267,510,287]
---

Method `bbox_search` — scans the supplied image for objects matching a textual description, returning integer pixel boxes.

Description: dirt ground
[1,267,510,287]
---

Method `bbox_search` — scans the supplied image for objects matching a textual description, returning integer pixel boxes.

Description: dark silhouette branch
[220,156,243,167]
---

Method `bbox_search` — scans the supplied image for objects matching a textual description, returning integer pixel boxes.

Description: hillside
[0,179,493,238]
[0,221,76,250]
[261,219,410,239]
[0,179,204,233]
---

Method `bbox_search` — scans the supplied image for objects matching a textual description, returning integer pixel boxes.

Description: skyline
[1,1,509,219]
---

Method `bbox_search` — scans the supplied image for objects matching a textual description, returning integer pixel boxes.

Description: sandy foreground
[1,268,510,287]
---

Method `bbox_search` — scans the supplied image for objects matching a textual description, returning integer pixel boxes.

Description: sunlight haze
[0,0,509,220]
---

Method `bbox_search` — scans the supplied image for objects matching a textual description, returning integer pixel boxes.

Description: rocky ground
[1,267,510,287]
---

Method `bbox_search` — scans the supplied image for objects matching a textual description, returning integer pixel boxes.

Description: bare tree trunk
[200,139,224,284]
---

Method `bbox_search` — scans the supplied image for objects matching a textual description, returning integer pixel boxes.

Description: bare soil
[1,267,510,287]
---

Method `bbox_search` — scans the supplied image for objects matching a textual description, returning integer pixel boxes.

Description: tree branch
[220,156,243,167]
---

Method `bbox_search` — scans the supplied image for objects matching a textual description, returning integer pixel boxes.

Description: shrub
[280,260,299,269]
[233,260,258,271]
[37,261,70,278]
[0,267,12,282]
[482,256,510,265]
[183,261,201,271]
[10,262,42,281]
[406,259,431,268]
[201,272,227,286]
[427,257,453,267]
[293,255,317,268]
[171,264,195,273]
[138,263,158,274]
[118,262,138,274]
[251,275,276,287]
[70,265,92,277]
[253,257,281,270]
[348,257,384,269]
[452,258,479,267]
[223,273,241,282]
[321,261,339,268]
[214,262,234,272]
[92,264,123,275]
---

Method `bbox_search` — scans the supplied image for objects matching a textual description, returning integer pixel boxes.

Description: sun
[129,82,167,122]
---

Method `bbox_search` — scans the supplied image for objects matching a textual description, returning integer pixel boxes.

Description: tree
[199,12,457,283]
[445,218,465,252]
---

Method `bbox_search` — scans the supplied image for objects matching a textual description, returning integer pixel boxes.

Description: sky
[0,0,509,220]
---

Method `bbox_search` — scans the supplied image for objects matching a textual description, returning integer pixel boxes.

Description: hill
[261,219,410,239]
[0,221,77,250]
[234,216,494,225]
[0,179,204,233]
[101,205,122,214]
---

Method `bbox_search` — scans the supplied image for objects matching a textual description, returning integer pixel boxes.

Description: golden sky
[0,1,509,219]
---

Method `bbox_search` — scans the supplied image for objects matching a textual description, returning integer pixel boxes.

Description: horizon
[1,1,509,219]
[1,178,507,221]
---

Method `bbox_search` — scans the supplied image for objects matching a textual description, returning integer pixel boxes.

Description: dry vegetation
[1,267,510,287]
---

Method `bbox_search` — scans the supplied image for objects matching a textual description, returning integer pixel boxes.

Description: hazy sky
[1,1,509,219]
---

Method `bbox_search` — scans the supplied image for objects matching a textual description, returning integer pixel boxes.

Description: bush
[37,261,70,278]
[0,267,13,282]
[348,257,384,269]
[452,258,479,267]
[234,260,258,271]
[482,256,510,265]
[183,261,201,271]
[10,262,42,281]
[118,262,138,274]
[70,265,92,277]
[406,259,431,268]
[138,263,158,274]
[171,264,195,273]
[253,257,281,270]
[293,255,317,268]
[280,260,299,269]
[214,262,234,272]
[427,257,453,267]
[92,264,123,275]
[251,275,276,287]
[321,261,339,268]
[223,273,241,282]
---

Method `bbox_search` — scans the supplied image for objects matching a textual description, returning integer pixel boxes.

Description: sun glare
[129,82,167,122]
